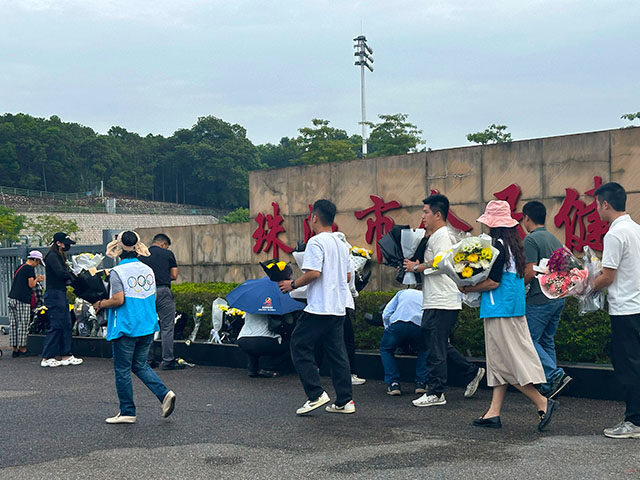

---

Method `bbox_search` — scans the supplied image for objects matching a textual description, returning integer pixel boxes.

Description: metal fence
[0,242,109,330]
[0,185,86,201]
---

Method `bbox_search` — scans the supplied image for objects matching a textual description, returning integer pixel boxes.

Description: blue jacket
[106,258,159,341]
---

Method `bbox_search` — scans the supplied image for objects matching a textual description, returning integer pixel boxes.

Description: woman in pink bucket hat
[460,200,558,431]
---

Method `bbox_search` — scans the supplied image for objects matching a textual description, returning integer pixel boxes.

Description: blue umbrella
[226,276,306,314]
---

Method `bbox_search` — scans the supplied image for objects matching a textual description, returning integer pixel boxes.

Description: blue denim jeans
[112,334,169,416]
[526,299,566,393]
[380,321,428,385]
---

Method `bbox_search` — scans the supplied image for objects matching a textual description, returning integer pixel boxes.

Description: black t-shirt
[140,245,177,287]
[9,263,35,304]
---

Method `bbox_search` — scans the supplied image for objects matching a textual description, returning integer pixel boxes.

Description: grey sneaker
[464,367,485,398]
[412,393,446,407]
[547,373,572,399]
[603,421,640,439]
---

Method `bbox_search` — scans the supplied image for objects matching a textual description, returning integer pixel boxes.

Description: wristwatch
[412,264,419,272]
[290,279,296,290]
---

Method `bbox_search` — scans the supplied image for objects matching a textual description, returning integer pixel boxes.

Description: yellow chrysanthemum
[453,252,465,263]
[265,262,275,269]
[276,261,287,271]
[432,255,443,269]
[480,247,493,260]
[461,266,474,278]
[466,253,479,263]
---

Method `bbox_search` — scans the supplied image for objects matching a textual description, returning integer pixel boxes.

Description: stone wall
[22,213,218,245]
[139,127,640,289]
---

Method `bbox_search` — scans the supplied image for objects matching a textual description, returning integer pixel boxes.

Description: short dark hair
[152,233,171,246]
[121,231,138,247]
[594,182,626,212]
[522,201,546,225]
[423,194,449,221]
[312,199,336,226]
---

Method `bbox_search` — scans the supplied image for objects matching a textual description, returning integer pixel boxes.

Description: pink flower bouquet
[537,247,589,299]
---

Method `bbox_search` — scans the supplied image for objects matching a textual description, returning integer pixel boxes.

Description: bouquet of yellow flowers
[350,245,374,276]
[435,234,500,287]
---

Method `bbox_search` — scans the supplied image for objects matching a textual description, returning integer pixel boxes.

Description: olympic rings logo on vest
[127,274,155,293]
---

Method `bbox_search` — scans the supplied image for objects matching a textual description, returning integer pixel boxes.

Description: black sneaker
[12,351,20,358]
[387,383,401,396]
[148,360,159,369]
[414,383,427,394]
[538,398,559,431]
[161,361,186,370]
[547,373,572,399]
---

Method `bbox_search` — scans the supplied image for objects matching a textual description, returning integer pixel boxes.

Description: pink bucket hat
[27,250,45,266]
[476,200,519,228]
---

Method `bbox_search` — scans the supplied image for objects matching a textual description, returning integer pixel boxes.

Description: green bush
[156,282,613,364]
[172,282,238,338]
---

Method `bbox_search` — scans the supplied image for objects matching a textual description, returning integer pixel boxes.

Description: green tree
[256,137,301,169]
[621,112,640,127]
[220,207,250,223]
[25,214,80,244]
[364,113,425,157]
[466,124,512,145]
[294,119,359,165]
[0,207,26,245]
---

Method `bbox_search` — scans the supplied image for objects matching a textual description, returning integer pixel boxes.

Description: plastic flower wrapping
[350,245,373,276]
[434,234,500,287]
[537,247,589,300]
[577,246,604,315]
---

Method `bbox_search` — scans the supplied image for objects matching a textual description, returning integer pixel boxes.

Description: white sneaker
[603,420,640,439]
[412,393,446,407]
[60,356,83,366]
[41,358,62,367]
[351,374,366,385]
[105,413,136,424]
[162,390,176,418]
[325,400,356,414]
[464,367,485,398]
[296,391,331,415]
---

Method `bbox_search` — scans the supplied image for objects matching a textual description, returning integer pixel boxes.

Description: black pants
[315,308,357,374]
[291,312,352,406]
[41,289,73,359]
[610,314,640,426]
[421,309,477,396]
[236,336,290,373]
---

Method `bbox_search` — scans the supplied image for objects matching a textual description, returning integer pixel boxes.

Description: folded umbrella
[226,276,306,315]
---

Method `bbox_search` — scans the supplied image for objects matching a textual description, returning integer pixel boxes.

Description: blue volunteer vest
[479,271,526,319]
[106,258,159,341]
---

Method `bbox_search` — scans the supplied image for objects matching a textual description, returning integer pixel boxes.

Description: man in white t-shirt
[403,194,485,407]
[279,199,354,415]
[593,182,640,439]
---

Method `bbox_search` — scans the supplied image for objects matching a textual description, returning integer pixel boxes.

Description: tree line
[0,113,425,210]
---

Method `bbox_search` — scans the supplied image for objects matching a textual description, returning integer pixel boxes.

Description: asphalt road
[1,337,639,479]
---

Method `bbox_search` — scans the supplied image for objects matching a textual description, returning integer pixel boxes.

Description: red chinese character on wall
[554,176,609,252]
[303,204,338,243]
[493,184,526,239]
[427,189,473,232]
[252,202,293,259]
[354,195,402,262]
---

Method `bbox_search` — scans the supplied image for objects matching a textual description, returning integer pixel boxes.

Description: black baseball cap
[51,232,76,246]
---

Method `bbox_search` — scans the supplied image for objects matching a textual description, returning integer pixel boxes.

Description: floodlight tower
[354,35,373,156]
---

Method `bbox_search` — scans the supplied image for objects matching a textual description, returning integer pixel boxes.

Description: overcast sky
[1,0,638,149]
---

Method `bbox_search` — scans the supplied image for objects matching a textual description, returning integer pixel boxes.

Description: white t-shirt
[237,313,281,343]
[302,231,350,316]
[422,225,462,310]
[601,214,640,315]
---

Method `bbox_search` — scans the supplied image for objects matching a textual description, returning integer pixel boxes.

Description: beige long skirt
[484,316,546,387]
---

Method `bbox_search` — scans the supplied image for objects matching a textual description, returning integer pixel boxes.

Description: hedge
[171,282,612,364]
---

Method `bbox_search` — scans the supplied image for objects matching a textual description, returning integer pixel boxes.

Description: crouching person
[237,313,291,378]
[380,288,428,396]
[94,231,176,424]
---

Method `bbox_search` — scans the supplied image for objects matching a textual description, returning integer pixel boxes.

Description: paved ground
[1,335,639,479]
